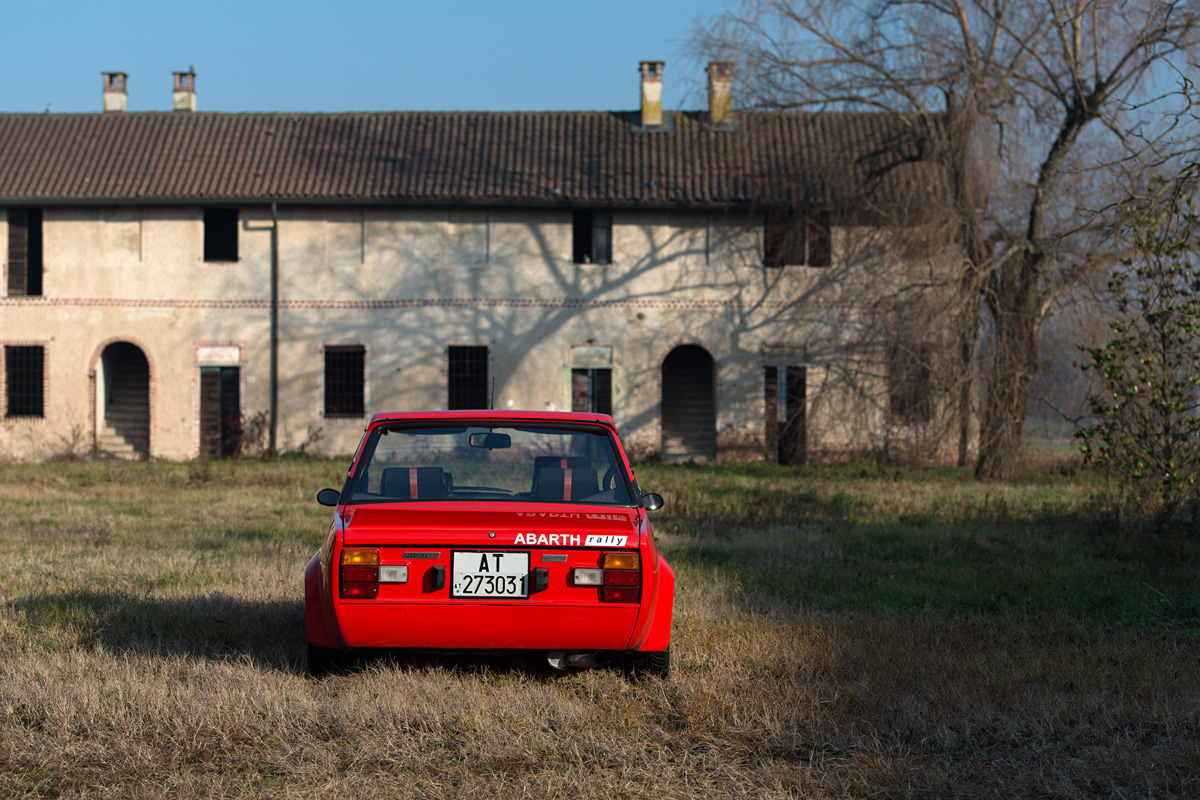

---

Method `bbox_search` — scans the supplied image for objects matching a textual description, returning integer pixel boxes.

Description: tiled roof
[0,110,945,209]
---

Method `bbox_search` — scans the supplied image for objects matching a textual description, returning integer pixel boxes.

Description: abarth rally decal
[511,533,630,547]
[513,533,582,546]
[585,535,628,547]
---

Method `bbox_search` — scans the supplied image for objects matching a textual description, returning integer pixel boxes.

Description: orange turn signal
[341,548,380,566]
[602,552,639,570]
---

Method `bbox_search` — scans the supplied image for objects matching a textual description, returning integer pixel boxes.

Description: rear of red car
[304,411,673,676]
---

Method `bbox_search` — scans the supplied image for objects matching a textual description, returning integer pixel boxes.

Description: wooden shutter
[764,367,779,463]
[7,208,28,296]
[200,368,221,456]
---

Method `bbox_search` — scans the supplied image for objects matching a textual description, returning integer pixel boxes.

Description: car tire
[628,644,670,680]
[304,642,343,676]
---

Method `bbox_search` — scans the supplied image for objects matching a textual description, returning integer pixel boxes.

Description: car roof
[367,410,617,429]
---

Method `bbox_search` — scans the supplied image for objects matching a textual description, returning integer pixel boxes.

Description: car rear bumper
[337,601,641,650]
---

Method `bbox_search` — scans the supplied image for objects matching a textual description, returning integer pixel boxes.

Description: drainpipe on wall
[270,203,279,455]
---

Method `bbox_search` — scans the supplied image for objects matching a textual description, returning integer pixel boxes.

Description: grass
[635,461,1200,635]
[1,457,1197,798]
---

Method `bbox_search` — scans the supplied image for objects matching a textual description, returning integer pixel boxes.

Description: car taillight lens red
[602,586,639,603]
[339,548,379,599]
[340,566,377,582]
[599,550,640,603]
[340,580,378,599]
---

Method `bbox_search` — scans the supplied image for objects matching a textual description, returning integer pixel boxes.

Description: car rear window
[347,424,634,506]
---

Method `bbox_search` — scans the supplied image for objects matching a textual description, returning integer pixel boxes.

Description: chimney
[639,61,664,127]
[173,69,196,112]
[707,61,733,124]
[102,72,128,113]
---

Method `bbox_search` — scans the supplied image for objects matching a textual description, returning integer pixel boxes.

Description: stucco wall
[0,204,945,462]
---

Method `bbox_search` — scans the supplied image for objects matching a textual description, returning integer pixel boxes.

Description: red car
[304,410,674,677]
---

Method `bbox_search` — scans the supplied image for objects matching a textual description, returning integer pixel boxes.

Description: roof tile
[0,110,944,208]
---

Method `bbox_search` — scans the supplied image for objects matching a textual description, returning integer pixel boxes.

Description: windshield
[347,424,634,506]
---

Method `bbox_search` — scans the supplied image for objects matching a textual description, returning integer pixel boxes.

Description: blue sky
[1,1,730,114]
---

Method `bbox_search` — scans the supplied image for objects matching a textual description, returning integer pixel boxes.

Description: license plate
[450,551,530,599]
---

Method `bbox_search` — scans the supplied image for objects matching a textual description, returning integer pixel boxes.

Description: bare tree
[691,0,1199,478]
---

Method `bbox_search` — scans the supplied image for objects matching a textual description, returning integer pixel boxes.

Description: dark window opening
[782,365,807,464]
[7,207,43,297]
[448,346,489,409]
[203,208,239,262]
[573,210,612,264]
[764,210,830,268]
[572,368,612,415]
[764,365,806,464]
[5,345,44,418]
[325,345,365,417]
[200,366,242,458]
[888,342,932,424]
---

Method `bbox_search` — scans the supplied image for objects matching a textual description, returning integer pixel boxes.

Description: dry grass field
[1,458,1197,799]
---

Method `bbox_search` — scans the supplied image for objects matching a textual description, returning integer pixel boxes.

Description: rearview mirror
[469,432,511,449]
[316,488,340,506]
[641,493,664,511]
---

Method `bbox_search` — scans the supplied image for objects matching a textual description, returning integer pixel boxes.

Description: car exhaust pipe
[547,650,609,670]
[565,651,609,669]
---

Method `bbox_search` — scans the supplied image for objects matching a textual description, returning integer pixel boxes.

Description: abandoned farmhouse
[0,63,955,463]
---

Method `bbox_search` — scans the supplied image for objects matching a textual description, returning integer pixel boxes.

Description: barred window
[324,345,365,417]
[448,346,489,410]
[5,345,44,418]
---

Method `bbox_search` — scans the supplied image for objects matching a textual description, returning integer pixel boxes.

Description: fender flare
[631,555,674,652]
[304,553,348,650]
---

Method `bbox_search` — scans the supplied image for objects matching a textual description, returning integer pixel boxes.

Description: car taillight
[573,551,641,602]
[339,548,379,598]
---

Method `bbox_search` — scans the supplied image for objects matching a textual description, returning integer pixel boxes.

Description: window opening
[325,345,365,417]
[7,208,43,297]
[764,367,779,462]
[200,366,242,457]
[448,346,489,409]
[203,208,239,262]
[5,345,44,418]
[764,365,806,464]
[888,342,932,424]
[573,210,612,264]
[571,368,612,415]
[764,210,830,268]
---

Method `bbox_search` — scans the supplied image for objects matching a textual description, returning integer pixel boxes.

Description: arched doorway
[661,345,716,461]
[98,342,150,459]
